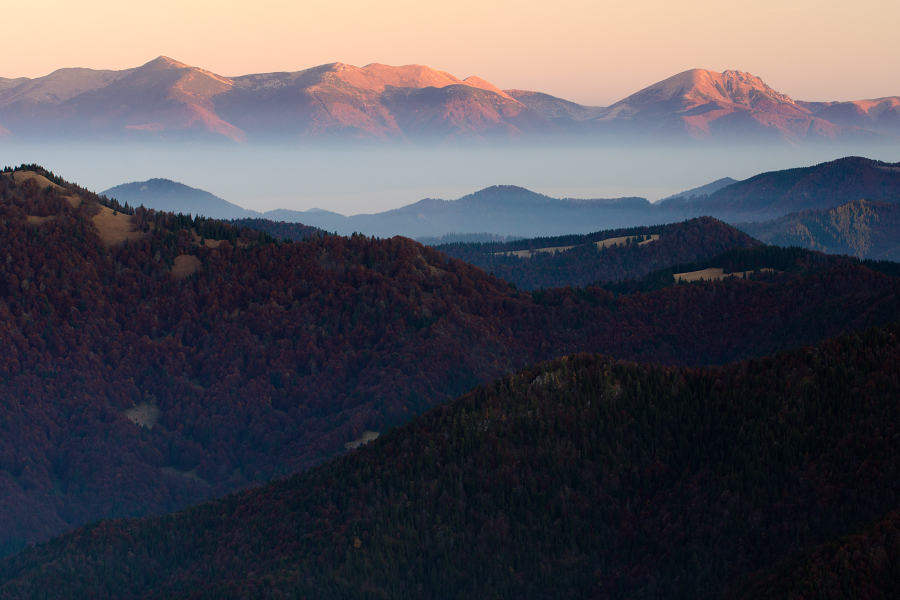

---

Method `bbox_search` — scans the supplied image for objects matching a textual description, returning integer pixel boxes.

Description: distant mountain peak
[134,56,235,88]
[1,60,897,144]
[102,178,258,219]
[140,56,193,71]
[718,69,796,105]
[467,184,546,198]
[614,68,799,112]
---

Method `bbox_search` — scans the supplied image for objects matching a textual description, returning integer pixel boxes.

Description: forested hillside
[4,324,900,598]
[738,199,900,260]
[2,165,900,555]
[717,511,900,600]
[226,217,322,242]
[435,217,759,290]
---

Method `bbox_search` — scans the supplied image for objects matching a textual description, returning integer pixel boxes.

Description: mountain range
[2,57,899,144]
[2,164,900,598]
[102,157,900,238]
[2,165,900,558]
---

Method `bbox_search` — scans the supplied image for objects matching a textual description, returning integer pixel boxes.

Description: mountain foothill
[3,325,900,598]
[2,162,900,597]
[1,57,899,144]
[101,157,900,243]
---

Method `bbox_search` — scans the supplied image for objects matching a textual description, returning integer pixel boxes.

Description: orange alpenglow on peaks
[0,59,897,144]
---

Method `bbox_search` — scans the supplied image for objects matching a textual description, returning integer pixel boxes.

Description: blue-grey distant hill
[268,186,665,238]
[656,156,900,221]
[662,177,738,201]
[102,179,671,238]
[102,157,900,239]
[102,179,261,220]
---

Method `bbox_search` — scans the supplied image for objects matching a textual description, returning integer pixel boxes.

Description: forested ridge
[737,199,900,260]
[4,324,900,598]
[716,510,900,600]
[435,217,759,290]
[2,164,900,563]
[226,217,322,242]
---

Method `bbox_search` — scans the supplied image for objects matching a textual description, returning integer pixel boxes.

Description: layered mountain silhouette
[102,179,664,238]
[266,187,660,238]
[3,165,900,556]
[2,58,898,144]
[657,156,900,221]
[661,176,738,200]
[104,157,900,238]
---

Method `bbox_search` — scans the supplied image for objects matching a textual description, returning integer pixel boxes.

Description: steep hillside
[738,199,900,260]
[4,324,900,598]
[1,165,900,554]
[659,156,900,221]
[435,217,759,290]
[718,511,900,600]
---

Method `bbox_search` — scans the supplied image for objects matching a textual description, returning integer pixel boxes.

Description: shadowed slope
[435,217,760,290]
[2,165,900,555]
[4,325,900,598]
[658,156,900,221]
[739,199,900,259]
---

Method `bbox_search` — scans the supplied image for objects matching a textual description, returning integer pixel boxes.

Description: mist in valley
[3,140,898,219]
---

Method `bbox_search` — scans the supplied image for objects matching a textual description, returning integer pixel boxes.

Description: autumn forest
[1,164,900,598]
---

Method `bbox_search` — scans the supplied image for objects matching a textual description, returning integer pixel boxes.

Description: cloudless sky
[2,0,898,106]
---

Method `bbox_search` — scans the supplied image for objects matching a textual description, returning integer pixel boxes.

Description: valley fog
[3,141,898,215]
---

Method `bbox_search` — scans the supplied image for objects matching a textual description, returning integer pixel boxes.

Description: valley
[4,326,900,598]
[1,161,900,598]
[6,4,900,597]
[98,156,900,240]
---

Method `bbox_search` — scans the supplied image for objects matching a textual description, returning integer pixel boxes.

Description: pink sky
[2,0,898,106]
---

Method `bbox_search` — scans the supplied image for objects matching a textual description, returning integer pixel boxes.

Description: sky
[2,0,899,106]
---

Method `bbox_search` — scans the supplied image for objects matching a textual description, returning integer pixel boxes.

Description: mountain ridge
[102,157,900,238]
[5,323,900,597]
[737,199,900,260]
[658,156,900,221]
[2,164,900,554]
[2,58,898,144]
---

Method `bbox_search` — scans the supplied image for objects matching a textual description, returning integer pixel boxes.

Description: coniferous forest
[3,325,900,598]
[1,164,900,597]
[434,218,761,290]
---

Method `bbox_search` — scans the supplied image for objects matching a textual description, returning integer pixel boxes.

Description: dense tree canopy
[3,324,900,598]
[1,165,900,559]
[435,218,759,290]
